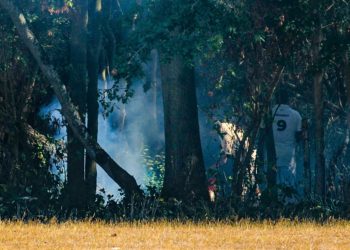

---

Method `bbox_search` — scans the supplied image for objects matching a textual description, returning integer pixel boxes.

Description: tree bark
[86,0,103,204]
[343,51,350,206]
[151,49,159,125]
[67,0,88,209]
[145,49,160,150]
[0,0,143,198]
[233,66,283,197]
[302,118,311,196]
[265,112,277,189]
[23,123,57,154]
[103,0,116,73]
[312,24,325,200]
[160,55,208,201]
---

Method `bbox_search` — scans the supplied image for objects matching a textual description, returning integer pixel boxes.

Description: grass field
[0,220,350,249]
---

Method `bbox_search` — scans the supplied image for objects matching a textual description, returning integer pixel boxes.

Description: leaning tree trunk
[312,23,325,200]
[66,0,88,209]
[86,0,103,204]
[0,0,143,199]
[160,55,208,201]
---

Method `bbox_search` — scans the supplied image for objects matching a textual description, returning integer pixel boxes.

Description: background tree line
[0,0,350,219]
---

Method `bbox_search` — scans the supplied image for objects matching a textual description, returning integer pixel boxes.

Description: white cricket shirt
[272,104,302,168]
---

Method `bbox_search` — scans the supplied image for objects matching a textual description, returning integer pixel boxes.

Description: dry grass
[0,220,350,249]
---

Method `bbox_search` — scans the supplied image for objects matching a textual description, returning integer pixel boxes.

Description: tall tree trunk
[343,52,350,206]
[145,49,160,150]
[0,0,143,198]
[160,55,208,201]
[103,0,116,74]
[86,0,102,205]
[66,0,88,209]
[151,49,159,125]
[312,24,325,200]
[0,76,19,185]
[151,49,159,137]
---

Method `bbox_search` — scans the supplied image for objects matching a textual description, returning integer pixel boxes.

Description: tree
[135,0,219,201]
[0,0,143,199]
[85,0,102,205]
[66,0,88,209]
[311,16,326,200]
[160,55,208,201]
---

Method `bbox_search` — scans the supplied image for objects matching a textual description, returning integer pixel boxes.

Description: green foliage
[142,147,165,195]
[131,0,229,64]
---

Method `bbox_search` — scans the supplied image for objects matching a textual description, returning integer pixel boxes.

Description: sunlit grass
[0,220,350,249]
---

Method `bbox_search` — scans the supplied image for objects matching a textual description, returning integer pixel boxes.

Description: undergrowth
[0,187,349,223]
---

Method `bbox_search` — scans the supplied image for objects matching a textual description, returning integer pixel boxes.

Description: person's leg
[277,166,295,203]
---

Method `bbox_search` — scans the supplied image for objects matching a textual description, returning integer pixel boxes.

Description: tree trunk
[145,49,160,150]
[151,49,159,125]
[86,0,102,204]
[66,0,88,209]
[160,55,208,201]
[233,67,283,198]
[103,0,116,73]
[0,75,19,185]
[265,113,277,189]
[312,24,325,200]
[0,0,143,199]
[302,118,311,196]
[343,52,350,206]
[151,49,160,148]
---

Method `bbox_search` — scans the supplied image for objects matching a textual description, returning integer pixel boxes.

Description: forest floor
[0,220,349,249]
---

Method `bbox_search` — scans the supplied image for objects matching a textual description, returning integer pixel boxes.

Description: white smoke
[38,96,66,140]
[39,75,164,200]
[97,77,164,199]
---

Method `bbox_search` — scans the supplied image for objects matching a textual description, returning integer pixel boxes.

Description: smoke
[97,77,164,198]
[195,64,228,170]
[39,73,164,200]
[38,96,66,140]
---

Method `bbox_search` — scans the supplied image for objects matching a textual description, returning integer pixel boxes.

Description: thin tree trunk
[86,0,103,204]
[8,75,19,185]
[343,52,350,206]
[265,112,277,189]
[151,49,159,124]
[67,0,88,209]
[0,0,143,198]
[103,0,116,73]
[233,66,283,197]
[146,48,160,150]
[160,55,208,201]
[302,118,311,196]
[312,24,325,200]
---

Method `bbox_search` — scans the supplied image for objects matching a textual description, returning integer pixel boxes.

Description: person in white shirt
[272,90,302,192]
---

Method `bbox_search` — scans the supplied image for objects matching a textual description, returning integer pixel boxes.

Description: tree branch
[0,0,142,198]
[23,123,57,154]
